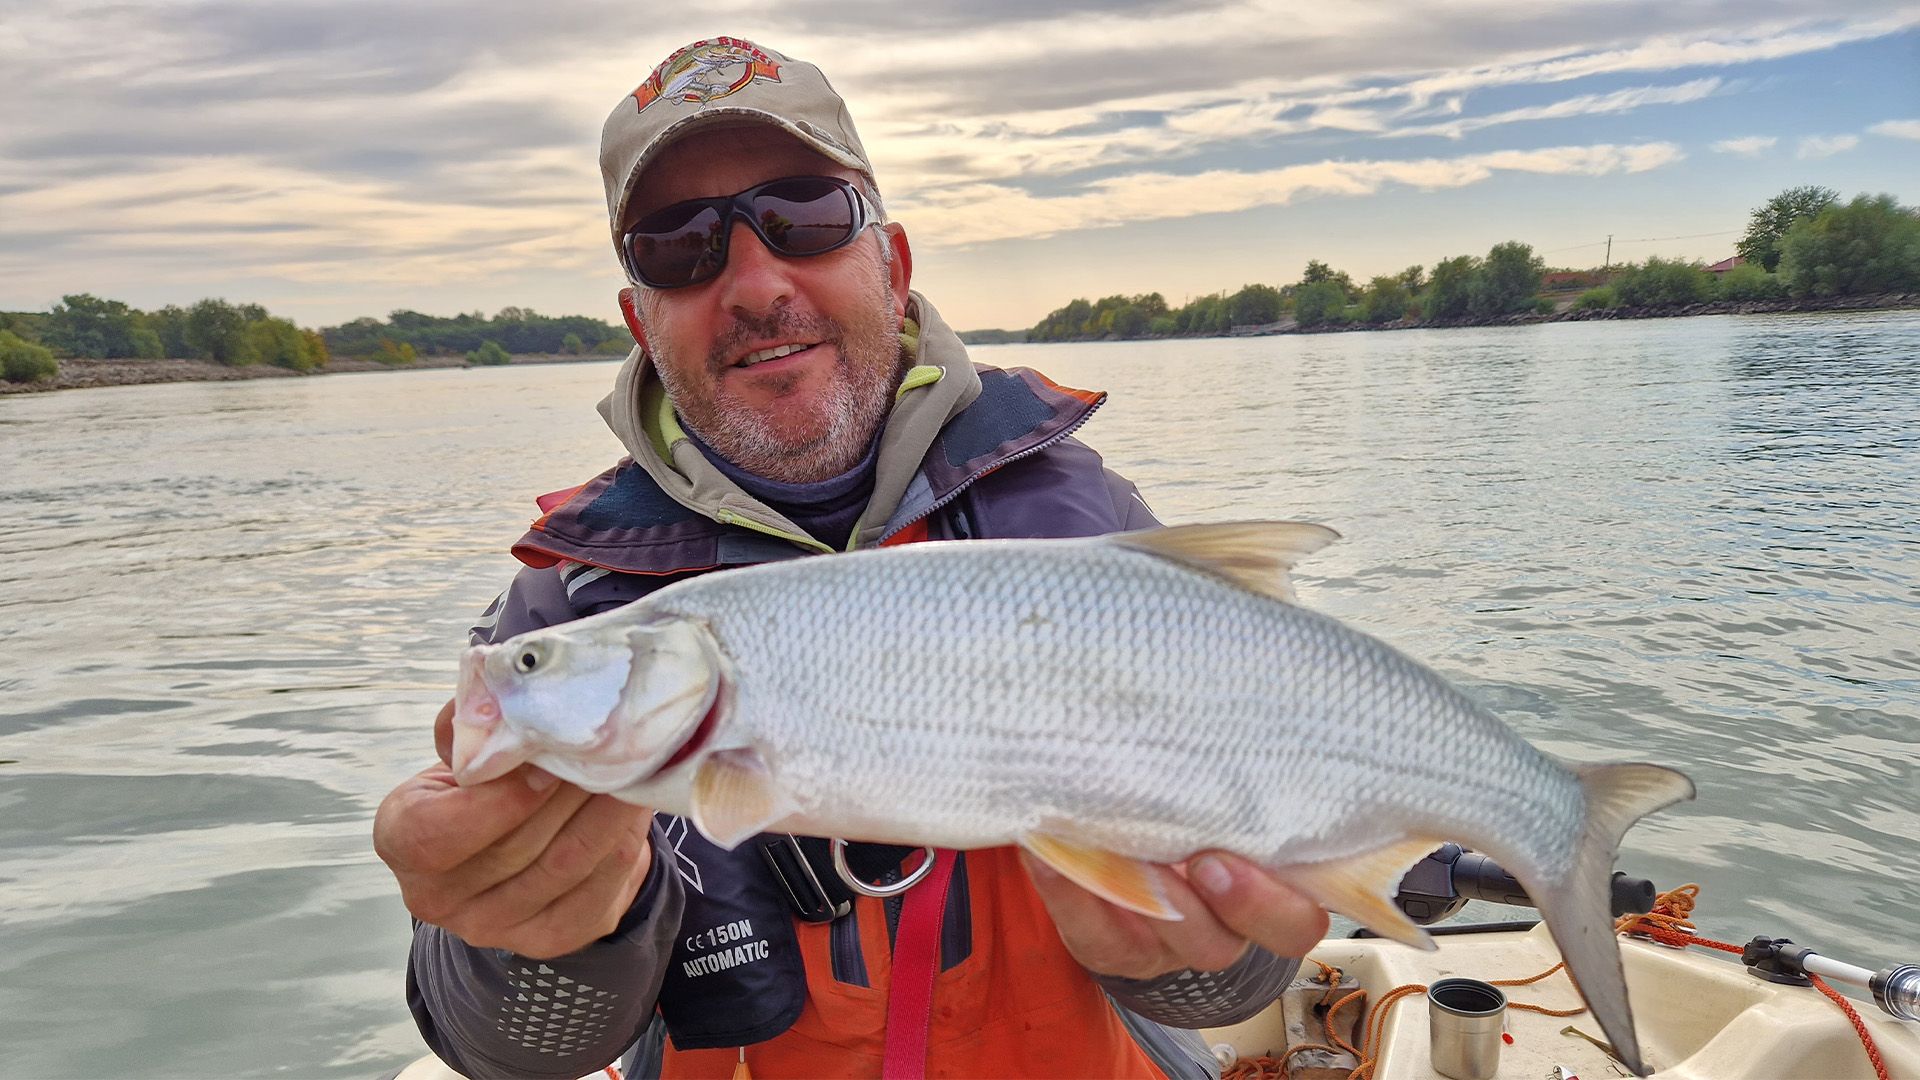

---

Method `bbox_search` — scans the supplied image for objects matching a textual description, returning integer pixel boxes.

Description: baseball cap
[600,38,877,241]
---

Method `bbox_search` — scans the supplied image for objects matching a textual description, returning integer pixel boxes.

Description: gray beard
[652,295,905,484]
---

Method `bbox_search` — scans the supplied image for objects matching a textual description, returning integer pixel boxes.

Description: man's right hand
[374,699,656,959]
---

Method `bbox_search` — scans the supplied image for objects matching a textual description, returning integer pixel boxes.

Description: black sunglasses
[620,175,879,289]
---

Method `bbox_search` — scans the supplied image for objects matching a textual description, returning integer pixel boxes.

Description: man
[375,37,1327,1079]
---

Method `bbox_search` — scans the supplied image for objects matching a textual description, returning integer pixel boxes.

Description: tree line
[1,297,631,383]
[1016,187,1920,343]
[322,308,626,362]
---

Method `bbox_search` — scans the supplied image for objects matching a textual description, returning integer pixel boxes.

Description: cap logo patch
[632,38,782,112]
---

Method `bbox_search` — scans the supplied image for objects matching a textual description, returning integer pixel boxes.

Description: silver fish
[451,522,1692,1075]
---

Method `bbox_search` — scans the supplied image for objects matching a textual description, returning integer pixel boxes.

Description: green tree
[1470,242,1546,317]
[1737,185,1839,272]
[1423,255,1479,320]
[372,338,418,365]
[1109,305,1150,338]
[1,329,58,382]
[1227,283,1283,326]
[244,317,324,371]
[1397,265,1426,292]
[1777,193,1920,298]
[147,306,191,358]
[1713,264,1785,302]
[1573,286,1618,311]
[562,332,585,355]
[44,293,143,358]
[1614,257,1713,307]
[1292,281,1348,327]
[1360,276,1410,324]
[185,299,258,365]
[1299,260,1353,294]
[468,339,511,365]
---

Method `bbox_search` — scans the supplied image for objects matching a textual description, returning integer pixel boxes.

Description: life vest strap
[881,849,959,1079]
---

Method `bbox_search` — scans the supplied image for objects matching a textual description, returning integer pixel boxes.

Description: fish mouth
[450,647,526,785]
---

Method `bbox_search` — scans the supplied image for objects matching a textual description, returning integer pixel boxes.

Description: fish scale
[451,521,1693,1076]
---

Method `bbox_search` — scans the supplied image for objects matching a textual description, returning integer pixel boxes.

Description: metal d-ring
[830,838,938,897]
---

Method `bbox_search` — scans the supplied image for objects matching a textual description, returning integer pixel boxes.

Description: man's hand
[1021,849,1329,979]
[374,699,656,959]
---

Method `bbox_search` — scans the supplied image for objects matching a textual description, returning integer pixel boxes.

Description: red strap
[881,849,959,1080]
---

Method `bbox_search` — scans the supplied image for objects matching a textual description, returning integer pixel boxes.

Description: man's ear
[617,287,650,353]
[882,224,913,318]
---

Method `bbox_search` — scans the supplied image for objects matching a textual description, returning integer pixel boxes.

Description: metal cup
[1427,977,1507,1080]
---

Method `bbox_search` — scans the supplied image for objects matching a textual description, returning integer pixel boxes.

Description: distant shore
[1270,289,1920,336]
[958,291,1920,345]
[0,351,624,396]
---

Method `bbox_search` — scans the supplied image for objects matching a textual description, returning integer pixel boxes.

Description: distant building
[1541,269,1613,291]
[1705,256,1747,274]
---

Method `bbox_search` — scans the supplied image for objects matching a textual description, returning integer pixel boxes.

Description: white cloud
[1712,135,1778,155]
[898,142,1685,247]
[1797,134,1861,158]
[1869,119,1920,141]
[1393,78,1723,139]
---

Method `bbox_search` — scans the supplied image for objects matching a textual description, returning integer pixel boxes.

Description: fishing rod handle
[1452,851,1657,917]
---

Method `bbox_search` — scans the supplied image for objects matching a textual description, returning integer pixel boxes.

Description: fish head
[451,615,727,792]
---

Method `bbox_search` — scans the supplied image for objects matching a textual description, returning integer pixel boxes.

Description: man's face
[622,125,912,485]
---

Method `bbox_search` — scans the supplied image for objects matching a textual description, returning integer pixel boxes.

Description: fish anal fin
[1276,837,1442,950]
[1021,833,1183,921]
[690,748,797,850]
[1112,522,1340,604]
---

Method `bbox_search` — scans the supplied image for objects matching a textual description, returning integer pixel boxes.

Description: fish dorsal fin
[1112,521,1340,604]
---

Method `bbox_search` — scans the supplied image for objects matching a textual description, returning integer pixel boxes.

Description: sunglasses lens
[623,177,866,288]
[629,202,728,287]
[752,178,859,256]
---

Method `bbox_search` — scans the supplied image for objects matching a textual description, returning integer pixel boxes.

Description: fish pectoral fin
[1110,521,1340,604]
[1020,833,1183,921]
[690,748,797,850]
[1275,837,1442,951]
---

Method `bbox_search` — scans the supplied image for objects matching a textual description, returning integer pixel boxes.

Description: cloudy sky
[2,2,1916,332]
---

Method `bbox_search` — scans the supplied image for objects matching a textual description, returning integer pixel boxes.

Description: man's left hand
[1021,849,1329,979]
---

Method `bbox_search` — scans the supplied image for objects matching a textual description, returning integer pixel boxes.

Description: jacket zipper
[714,509,834,554]
[876,397,1105,546]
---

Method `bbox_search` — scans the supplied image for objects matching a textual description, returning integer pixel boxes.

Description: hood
[596,291,982,552]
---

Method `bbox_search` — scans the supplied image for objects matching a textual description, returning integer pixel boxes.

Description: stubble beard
[650,263,905,485]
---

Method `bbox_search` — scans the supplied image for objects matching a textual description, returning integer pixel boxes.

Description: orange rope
[1808,975,1892,1080]
[1618,884,1890,1080]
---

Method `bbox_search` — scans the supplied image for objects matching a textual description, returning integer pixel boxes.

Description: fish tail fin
[1528,762,1694,1078]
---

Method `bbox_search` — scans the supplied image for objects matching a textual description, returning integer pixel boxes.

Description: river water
[3,311,1917,1076]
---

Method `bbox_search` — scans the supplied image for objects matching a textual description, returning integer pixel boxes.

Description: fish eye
[514,645,543,673]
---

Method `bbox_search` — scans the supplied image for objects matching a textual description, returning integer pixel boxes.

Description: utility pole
[1604,234,1613,269]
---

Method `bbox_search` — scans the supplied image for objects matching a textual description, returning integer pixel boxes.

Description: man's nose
[715,218,794,315]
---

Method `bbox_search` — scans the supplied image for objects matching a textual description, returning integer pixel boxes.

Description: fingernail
[1190,854,1234,897]
[523,766,557,792]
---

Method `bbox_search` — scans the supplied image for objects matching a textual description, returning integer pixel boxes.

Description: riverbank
[1234,291,1920,336]
[0,351,623,396]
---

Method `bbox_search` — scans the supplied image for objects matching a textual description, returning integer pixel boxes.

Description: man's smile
[727,340,827,374]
